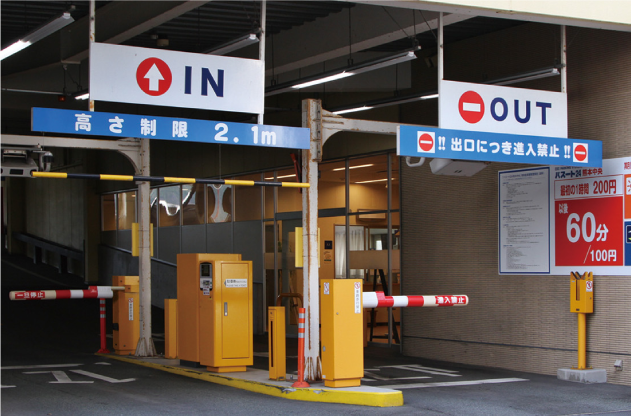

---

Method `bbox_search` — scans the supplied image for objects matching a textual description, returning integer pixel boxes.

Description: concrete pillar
[301,99,323,381]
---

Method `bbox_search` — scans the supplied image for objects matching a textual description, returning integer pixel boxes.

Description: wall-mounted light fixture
[0,12,74,60]
[205,32,260,55]
[266,49,418,97]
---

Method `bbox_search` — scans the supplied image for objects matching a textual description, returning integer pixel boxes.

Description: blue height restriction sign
[397,125,602,168]
[32,107,310,150]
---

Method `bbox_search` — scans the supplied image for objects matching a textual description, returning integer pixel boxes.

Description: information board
[397,125,602,168]
[499,157,631,275]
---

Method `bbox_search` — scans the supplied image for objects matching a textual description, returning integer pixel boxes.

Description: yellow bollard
[577,312,586,369]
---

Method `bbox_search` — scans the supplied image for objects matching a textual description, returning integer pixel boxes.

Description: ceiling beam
[348,0,631,32]
[265,5,471,78]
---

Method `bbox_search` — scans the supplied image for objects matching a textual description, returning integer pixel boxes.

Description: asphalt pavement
[2,251,630,415]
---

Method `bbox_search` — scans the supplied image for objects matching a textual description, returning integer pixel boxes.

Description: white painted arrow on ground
[71,369,135,383]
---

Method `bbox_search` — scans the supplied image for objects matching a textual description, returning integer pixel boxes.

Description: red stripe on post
[376,291,394,307]
[55,290,72,299]
[406,296,425,307]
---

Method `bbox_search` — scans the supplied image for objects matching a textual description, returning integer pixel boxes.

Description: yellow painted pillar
[577,313,586,370]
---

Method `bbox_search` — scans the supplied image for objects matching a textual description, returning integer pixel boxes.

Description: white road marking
[378,364,461,377]
[1,385,17,388]
[382,377,529,389]
[3,363,82,370]
[24,371,93,384]
[71,369,135,383]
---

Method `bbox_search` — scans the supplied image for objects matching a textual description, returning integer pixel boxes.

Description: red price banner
[555,196,623,266]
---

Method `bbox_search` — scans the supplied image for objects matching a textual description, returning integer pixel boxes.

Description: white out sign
[89,43,264,114]
[440,80,568,138]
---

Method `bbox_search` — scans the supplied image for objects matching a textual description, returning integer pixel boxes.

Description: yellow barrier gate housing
[112,276,140,355]
[177,253,253,373]
[320,279,364,388]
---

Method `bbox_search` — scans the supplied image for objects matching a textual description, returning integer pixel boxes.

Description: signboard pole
[437,12,444,126]
[561,25,567,94]
[89,0,95,112]
[257,0,266,125]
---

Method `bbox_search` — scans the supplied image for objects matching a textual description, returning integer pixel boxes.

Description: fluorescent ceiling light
[331,91,438,115]
[332,164,374,171]
[75,93,90,100]
[490,67,560,86]
[292,72,354,89]
[266,50,418,96]
[205,32,259,55]
[355,178,395,184]
[333,106,373,115]
[264,174,296,180]
[330,66,561,115]
[1,12,74,61]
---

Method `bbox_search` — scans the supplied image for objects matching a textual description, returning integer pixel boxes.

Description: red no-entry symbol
[458,90,485,124]
[136,58,172,96]
[573,144,588,163]
[417,132,435,152]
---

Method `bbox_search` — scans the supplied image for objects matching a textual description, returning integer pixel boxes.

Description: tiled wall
[401,26,631,385]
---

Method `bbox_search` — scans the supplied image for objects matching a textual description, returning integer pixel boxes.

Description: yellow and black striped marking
[32,171,309,188]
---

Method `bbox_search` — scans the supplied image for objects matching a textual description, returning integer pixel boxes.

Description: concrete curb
[98,354,404,407]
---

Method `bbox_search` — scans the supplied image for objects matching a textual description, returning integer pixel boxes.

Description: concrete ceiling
[0,0,600,133]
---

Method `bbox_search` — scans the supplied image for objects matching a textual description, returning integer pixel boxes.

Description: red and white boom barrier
[9,286,124,301]
[363,292,468,308]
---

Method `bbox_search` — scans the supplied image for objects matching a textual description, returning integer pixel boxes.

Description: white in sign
[354,282,361,314]
[324,282,330,295]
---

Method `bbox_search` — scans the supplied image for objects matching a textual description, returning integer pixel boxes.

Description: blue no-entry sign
[31,107,310,150]
[397,125,602,168]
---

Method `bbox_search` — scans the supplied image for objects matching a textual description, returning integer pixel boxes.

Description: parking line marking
[2,364,82,370]
[382,377,529,389]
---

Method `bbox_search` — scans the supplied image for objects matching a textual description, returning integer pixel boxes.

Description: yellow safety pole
[32,171,309,188]
[577,312,586,370]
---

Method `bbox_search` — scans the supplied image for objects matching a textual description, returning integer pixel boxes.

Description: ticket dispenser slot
[200,262,213,294]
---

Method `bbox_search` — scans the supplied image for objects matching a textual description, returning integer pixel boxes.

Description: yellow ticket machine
[177,253,253,372]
